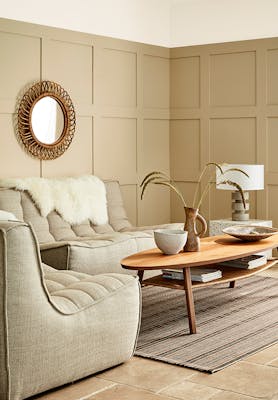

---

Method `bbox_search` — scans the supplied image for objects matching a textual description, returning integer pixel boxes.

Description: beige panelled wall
[0,18,170,227]
[2,18,278,228]
[170,38,278,227]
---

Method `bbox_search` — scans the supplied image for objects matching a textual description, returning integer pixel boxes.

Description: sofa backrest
[0,180,132,243]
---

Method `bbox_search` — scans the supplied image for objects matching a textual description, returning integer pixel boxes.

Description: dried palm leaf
[224,167,249,178]
[141,176,162,200]
[218,179,247,208]
[154,181,187,207]
[140,171,170,187]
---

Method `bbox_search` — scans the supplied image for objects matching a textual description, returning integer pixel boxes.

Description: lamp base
[232,191,250,221]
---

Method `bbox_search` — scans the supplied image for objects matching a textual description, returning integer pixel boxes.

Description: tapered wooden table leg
[183,267,197,334]
[229,281,236,288]
[138,270,144,284]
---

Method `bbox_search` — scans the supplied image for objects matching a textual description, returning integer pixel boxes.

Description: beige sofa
[0,179,182,275]
[0,220,141,400]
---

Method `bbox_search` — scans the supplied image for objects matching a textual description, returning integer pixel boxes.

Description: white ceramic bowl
[154,229,188,255]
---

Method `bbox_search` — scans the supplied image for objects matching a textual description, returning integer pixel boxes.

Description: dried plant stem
[154,181,187,207]
[140,164,249,211]
[218,180,247,208]
[140,171,170,188]
[225,168,249,178]
[193,162,223,208]
[196,175,215,210]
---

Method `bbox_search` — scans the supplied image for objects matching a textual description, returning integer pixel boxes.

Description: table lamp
[216,164,264,221]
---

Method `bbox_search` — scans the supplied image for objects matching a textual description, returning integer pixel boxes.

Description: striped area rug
[135,276,278,373]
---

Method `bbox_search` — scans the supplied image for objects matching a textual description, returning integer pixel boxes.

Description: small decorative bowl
[154,229,188,255]
[222,225,278,242]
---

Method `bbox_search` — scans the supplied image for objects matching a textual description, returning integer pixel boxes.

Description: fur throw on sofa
[0,175,108,225]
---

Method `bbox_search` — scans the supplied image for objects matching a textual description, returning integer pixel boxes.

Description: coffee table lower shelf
[141,261,276,290]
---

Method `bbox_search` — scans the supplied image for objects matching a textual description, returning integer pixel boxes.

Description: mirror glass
[31,96,64,144]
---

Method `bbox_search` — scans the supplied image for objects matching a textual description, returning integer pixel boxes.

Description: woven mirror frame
[17,81,76,160]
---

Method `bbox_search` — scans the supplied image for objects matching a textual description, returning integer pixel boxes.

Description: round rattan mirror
[17,81,76,160]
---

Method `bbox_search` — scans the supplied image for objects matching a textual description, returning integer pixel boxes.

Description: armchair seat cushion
[43,264,137,314]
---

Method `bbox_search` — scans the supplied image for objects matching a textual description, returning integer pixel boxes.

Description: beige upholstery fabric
[41,232,155,274]
[0,180,183,275]
[0,181,133,243]
[43,265,137,314]
[0,222,140,400]
[105,181,132,232]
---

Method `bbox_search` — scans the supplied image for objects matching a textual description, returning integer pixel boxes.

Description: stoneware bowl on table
[154,229,188,255]
[222,225,278,242]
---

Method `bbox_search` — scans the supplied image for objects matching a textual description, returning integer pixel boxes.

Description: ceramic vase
[183,207,207,252]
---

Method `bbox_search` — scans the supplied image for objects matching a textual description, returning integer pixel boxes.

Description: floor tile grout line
[186,374,276,398]
[78,382,117,400]
[266,356,278,367]
[155,373,201,394]
[158,380,221,399]
[215,389,267,400]
[87,382,180,400]
[92,378,194,398]
[241,360,278,369]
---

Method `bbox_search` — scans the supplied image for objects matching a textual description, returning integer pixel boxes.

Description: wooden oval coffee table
[121,234,278,334]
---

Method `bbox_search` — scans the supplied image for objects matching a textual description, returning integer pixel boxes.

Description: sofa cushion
[43,263,138,315]
[41,231,155,274]
[105,181,132,232]
[0,188,23,220]
[0,180,131,241]
[0,175,109,225]
[0,179,183,277]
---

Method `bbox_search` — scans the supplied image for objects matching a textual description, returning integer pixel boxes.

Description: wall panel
[170,57,200,109]
[42,39,93,105]
[0,32,40,102]
[268,185,278,227]
[170,38,278,224]
[140,119,169,177]
[143,55,169,109]
[267,117,278,173]
[0,114,40,177]
[267,48,278,105]
[138,185,170,226]
[94,117,137,184]
[96,48,137,107]
[0,18,170,226]
[210,51,256,106]
[170,119,200,181]
[2,19,278,227]
[210,118,256,163]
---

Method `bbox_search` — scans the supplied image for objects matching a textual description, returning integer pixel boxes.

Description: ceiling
[1,0,278,47]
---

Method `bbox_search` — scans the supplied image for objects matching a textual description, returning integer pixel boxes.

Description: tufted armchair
[0,221,141,400]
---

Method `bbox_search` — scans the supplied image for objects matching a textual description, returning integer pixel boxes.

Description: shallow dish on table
[222,225,278,242]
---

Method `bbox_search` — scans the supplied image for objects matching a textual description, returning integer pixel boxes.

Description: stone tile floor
[32,266,278,400]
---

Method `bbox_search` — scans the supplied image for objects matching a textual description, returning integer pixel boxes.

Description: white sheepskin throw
[0,176,108,225]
